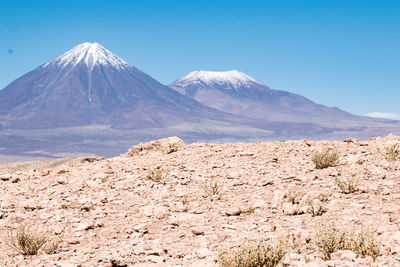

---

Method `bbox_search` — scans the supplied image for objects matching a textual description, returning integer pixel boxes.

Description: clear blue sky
[1,0,399,116]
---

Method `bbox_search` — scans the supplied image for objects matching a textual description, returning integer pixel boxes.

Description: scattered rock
[224,207,242,216]
[191,227,204,236]
[0,136,399,265]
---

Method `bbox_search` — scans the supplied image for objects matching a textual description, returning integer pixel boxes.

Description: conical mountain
[170,70,372,127]
[0,43,232,129]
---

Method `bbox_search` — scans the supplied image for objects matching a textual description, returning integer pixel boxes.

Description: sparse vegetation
[181,198,190,205]
[167,141,179,153]
[383,143,400,162]
[278,234,304,254]
[202,180,220,197]
[334,176,358,194]
[346,225,380,260]
[311,148,339,169]
[239,207,256,214]
[218,240,287,267]
[310,201,326,217]
[7,224,61,255]
[283,192,296,204]
[146,167,168,182]
[43,238,62,254]
[57,169,68,174]
[60,203,70,209]
[315,223,346,259]
[315,223,380,260]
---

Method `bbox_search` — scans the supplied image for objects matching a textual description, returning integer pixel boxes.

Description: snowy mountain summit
[173,70,261,90]
[0,42,228,129]
[43,42,131,70]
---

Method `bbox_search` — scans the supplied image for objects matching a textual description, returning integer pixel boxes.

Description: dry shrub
[315,223,379,260]
[44,238,62,254]
[334,176,358,194]
[383,143,400,162]
[312,148,339,169]
[218,240,287,267]
[278,234,304,254]
[146,167,168,182]
[202,180,220,197]
[346,225,380,260]
[315,223,347,259]
[7,224,61,255]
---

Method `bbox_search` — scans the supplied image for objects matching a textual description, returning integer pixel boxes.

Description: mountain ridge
[0,43,245,129]
[0,42,399,160]
[170,70,384,127]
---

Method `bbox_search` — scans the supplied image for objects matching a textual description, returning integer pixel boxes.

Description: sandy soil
[1,135,400,266]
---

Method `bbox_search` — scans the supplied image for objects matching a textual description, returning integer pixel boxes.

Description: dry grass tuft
[310,201,326,217]
[146,167,168,182]
[311,148,339,169]
[315,223,347,259]
[346,225,380,260]
[7,224,61,255]
[202,180,220,197]
[239,207,256,214]
[43,238,62,254]
[383,143,400,162]
[334,176,359,194]
[218,240,287,267]
[283,192,296,204]
[315,223,380,260]
[167,142,179,154]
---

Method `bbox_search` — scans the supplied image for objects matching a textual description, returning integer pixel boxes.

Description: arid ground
[1,135,400,266]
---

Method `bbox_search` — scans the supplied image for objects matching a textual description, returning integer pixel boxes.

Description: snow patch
[174,70,261,89]
[43,42,130,70]
[366,112,400,120]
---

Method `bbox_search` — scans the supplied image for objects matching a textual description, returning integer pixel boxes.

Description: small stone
[57,176,67,185]
[109,258,128,267]
[0,175,11,181]
[259,179,273,186]
[224,208,242,216]
[196,248,212,259]
[282,203,299,216]
[344,137,358,143]
[133,223,148,234]
[76,222,94,231]
[191,227,204,236]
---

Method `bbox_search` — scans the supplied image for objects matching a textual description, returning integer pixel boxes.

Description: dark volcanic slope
[0,43,236,129]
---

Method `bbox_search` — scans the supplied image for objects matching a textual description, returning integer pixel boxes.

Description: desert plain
[1,135,400,266]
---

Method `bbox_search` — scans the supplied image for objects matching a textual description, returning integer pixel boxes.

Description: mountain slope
[0,43,238,129]
[170,70,376,127]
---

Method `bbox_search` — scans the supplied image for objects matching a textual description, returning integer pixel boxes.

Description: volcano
[0,43,233,129]
[170,70,390,128]
[0,45,399,161]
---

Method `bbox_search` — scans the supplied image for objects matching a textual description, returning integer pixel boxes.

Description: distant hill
[170,70,390,128]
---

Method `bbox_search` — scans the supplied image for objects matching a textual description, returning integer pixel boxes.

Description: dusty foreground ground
[1,135,400,266]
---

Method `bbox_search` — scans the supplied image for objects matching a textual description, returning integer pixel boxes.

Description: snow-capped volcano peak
[43,42,130,70]
[174,70,261,89]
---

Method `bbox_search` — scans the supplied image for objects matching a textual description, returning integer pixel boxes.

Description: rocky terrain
[1,135,400,266]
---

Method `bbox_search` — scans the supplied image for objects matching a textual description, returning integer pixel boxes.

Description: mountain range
[0,42,398,161]
[0,43,237,129]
